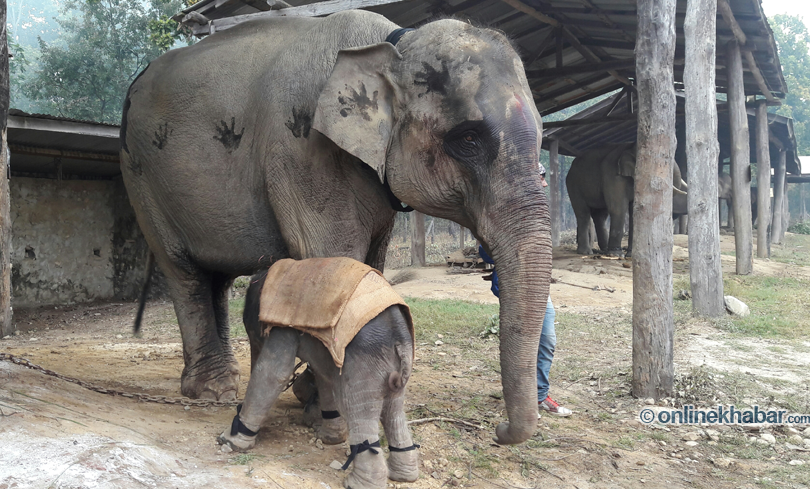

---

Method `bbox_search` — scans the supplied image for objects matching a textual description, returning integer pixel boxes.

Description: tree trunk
[755,101,771,258]
[685,0,724,317]
[727,41,753,275]
[801,182,806,221]
[632,0,676,400]
[458,224,466,251]
[772,150,786,243]
[782,178,789,238]
[410,211,425,266]
[549,139,561,247]
[0,0,11,338]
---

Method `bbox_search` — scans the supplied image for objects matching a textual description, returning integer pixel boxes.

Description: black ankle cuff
[388,443,420,452]
[321,410,340,419]
[230,414,258,437]
[341,440,380,470]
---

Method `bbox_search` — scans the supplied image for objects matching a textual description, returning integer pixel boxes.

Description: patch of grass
[721,275,810,339]
[771,233,810,266]
[229,297,246,337]
[615,435,635,450]
[230,453,263,465]
[405,297,499,342]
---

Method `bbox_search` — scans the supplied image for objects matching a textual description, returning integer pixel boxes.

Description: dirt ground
[1,234,809,488]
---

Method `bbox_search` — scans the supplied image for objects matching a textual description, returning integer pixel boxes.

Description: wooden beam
[497,0,559,27]
[526,59,635,78]
[542,113,636,129]
[727,40,753,274]
[742,50,778,103]
[755,100,771,257]
[560,27,633,86]
[548,139,561,247]
[717,0,746,45]
[555,27,563,68]
[632,0,676,400]
[555,137,581,157]
[8,144,119,163]
[187,0,412,36]
[523,27,555,66]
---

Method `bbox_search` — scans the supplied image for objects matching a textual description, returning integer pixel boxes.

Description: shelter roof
[8,110,121,179]
[542,90,801,175]
[174,0,786,116]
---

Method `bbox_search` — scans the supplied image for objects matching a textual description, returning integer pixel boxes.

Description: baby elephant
[217,258,419,489]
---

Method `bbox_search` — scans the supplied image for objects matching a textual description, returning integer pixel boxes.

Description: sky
[762,0,810,27]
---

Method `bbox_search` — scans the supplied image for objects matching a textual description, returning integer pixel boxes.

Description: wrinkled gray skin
[120,10,550,444]
[566,144,688,256]
[216,270,417,489]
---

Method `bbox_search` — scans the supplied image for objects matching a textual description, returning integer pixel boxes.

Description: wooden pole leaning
[755,100,772,258]
[684,0,724,316]
[411,211,426,266]
[632,0,677,400]
[726,41,753,275]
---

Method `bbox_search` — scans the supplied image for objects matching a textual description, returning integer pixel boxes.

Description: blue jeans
[537,298,556,402]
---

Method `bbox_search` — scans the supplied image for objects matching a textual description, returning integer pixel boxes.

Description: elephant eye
[443,119,497,167]
[464,134,474,142]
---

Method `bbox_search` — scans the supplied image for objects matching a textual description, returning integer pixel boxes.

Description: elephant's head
[313,20,550,444]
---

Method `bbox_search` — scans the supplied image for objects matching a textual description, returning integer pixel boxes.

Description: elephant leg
[158,257,240,400]
[591,209,610,253]
[297,338,349,444]
[217,328,298,451]
[606,207,627,256]
[382,392,419,482]
[571,196,594,255]
[335,363,387,489]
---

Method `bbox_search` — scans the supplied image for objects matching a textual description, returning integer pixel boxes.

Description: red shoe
[539,396,573,417]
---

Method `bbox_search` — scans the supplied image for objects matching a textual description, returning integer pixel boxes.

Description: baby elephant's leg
[217,328,298,451]
[297,337,348,444]
[382,389,419,482]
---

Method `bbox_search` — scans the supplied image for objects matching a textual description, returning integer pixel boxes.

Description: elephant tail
[387,343,413,393]
[133,251,155,335]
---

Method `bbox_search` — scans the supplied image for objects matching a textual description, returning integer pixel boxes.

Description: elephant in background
[566,143,688,256]
[121,10,551,444]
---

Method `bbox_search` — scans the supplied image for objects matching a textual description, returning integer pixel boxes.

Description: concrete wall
[10,177,166,307]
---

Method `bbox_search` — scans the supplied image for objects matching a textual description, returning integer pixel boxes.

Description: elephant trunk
[481,192,552,445]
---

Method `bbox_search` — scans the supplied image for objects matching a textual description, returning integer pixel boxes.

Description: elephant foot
[624,249,632,259]
[317,416,348,445]
[302,400,321,428]
[387,449,419,482]
[217,430,257,452]
[181,361,240,400]
[576,247,593,255]
[344,449,388,489]
[606,248,623,258]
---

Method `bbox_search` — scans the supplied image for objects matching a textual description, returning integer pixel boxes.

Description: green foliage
[20,0,188,123]
[770,14,810,155]
[788,221,810,235]
[479,313,500,337]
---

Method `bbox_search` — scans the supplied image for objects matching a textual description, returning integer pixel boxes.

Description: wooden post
[783,179,789,236]
[772,150,786,243]
[549,140,561,247]
[458,224,466,251]
[801,182,806,221]
[632,0,676,400]
[755,101,771,258]
[727,41,753,274]
[411,211,425,266]
[0,0,11,338]
[685,0,724,317]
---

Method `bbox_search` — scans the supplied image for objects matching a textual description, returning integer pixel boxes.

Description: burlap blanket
[259,258,412,368]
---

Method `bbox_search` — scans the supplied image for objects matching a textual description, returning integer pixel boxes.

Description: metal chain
[0,352,243,407]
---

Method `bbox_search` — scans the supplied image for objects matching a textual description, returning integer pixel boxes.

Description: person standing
[479,163,572,418]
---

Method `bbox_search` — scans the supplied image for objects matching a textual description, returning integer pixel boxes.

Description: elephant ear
[313,43,401,184]
[617,144,636,178]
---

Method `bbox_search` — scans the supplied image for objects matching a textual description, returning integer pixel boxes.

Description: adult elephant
[566,143,688,256]
[120,10,551,445]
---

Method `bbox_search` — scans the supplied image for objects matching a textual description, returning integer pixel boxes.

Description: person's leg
[536,298,556,403]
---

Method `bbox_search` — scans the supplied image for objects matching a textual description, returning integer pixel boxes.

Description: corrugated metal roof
[173,0,787,117]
